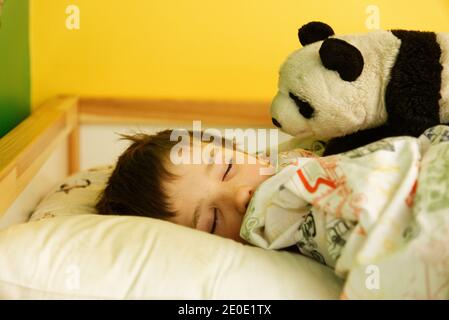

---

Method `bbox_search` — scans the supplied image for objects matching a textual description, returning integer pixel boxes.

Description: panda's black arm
[323,125,397,156]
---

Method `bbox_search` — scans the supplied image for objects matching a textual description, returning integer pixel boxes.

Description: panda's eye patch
[289,92,315,119]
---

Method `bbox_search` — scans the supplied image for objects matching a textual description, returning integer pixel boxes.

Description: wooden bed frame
[0,96,271,219]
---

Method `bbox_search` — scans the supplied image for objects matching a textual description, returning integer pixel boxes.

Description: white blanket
[241,125,449,299]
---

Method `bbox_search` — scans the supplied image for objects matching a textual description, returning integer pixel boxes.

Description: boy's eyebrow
[192,198,204,228]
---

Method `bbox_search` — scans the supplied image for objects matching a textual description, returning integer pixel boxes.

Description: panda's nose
[272,118,282,128]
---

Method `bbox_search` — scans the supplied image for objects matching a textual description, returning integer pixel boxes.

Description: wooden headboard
[0,96,271,219]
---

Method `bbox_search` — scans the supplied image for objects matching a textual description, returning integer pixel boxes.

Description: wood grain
[0,96,78,216]
[79,97,273,127]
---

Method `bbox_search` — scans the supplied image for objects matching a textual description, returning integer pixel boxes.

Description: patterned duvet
[241,125,449,299]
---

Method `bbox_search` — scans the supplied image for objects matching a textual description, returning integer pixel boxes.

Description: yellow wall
[31,0,449,108]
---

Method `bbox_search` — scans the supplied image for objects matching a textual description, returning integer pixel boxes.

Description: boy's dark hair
[95,129,182,219]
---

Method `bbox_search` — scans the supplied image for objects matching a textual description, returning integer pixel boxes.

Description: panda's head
[271,22,386,140]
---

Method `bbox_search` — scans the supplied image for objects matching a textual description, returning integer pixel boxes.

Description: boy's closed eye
[222,160,233,181]
[210,208,218,233]
[210,160,233,234]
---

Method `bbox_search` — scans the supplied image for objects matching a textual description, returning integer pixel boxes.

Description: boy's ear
[298,21,335,46]
[319,38,364,81]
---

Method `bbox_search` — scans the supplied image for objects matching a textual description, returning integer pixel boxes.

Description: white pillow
[0,215,342,299]
[0,166,343,299]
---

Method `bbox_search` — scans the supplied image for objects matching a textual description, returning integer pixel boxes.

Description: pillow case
[0,165,343,299]
[29,165,113,221]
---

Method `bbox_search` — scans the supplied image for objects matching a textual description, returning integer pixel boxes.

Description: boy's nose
[234,186,254,214]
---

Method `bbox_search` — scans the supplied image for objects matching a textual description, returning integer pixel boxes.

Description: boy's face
[164,143,273,243]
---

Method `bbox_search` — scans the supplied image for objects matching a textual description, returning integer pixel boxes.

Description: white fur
[271,31,402,140]
[437,33,449,123]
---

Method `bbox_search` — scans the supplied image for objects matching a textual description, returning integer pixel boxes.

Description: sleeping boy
[96,126,449,298]
[95,129,274,243]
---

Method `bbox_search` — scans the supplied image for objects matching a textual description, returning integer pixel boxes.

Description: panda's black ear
[298,22,334,46]
[319,38,364,81]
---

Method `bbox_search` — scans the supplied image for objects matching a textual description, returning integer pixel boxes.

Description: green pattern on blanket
[414,140,449,213]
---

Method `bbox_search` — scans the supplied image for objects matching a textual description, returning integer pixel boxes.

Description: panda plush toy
[270,21,449,155]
